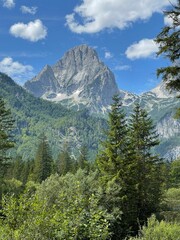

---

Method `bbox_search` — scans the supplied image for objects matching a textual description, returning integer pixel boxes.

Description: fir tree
[0,97,14,202]
[56,143,73,175]
[97,98,164,239]
[128,104,163,228]
[78,145,89,170]
[97,94,129,239]
[33,134,53,183]
[97,94,127,179]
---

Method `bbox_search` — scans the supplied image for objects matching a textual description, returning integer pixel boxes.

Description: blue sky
[0,0,176,94]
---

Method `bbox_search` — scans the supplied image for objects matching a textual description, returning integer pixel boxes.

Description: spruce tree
[97,98,164,239]
[128,104,163,228]
[97,94,129,239]
[33,134,53,183]
[78,145,89,170]
[97,94,127,179]
[56,143,73,175]
[0,97,14,202]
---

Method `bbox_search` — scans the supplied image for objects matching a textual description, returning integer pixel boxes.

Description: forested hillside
[0,72,106,160]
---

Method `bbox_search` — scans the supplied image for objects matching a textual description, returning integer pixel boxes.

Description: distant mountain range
[0,45,180,160]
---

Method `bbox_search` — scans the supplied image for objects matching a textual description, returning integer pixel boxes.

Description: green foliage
[0,97,14,173]
[78,145,89,170]
[170,158,180,187]
[155,0,180,91]
[0,170,111,239]
[97,98,164,239]
[128,103,163,225]
[33,134,53,183]
[97,94,127,180]
[0,73,106,161]
[0,96,14,203]
[129,215,180,240]
[56,143,74,175]
[161,187,180,222]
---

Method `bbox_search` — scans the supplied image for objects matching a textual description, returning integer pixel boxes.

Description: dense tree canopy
[33,134,53,183]
[0,97,14,202]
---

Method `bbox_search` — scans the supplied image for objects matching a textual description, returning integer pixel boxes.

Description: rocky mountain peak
[24,45,119,112]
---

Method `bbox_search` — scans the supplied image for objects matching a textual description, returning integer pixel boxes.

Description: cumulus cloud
[2,0,15,9]
[65,0,176,33]
[20,5,38,15]
[105,51,113,59]
[125,39,159,60]
[0,57,34,84]
[9,19,47,42]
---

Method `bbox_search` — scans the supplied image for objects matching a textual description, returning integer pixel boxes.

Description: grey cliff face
[25,45,119,112]
[24,65,58,98]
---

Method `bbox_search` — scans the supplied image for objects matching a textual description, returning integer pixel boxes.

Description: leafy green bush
[0,170,112,239]
[130,215,180,240]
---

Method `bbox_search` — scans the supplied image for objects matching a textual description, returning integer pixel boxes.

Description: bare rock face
[24,65,58,98]
[25,45,119,112]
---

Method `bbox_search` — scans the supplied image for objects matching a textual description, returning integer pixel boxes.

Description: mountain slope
[137,85,180,159]
[0,72,106,160]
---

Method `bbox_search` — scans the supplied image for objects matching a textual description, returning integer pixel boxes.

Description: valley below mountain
[0,45,180,160]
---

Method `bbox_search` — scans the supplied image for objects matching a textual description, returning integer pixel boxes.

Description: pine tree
[128,104,163,228]
[0,97,14,202]
[56,143,73,175]
[33,134,53,183]
[155,0,180,91]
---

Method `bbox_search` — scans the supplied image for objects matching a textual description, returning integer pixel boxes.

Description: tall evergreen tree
[0,97,14,202]
[33,134,53,183]
[56,143,73,175]
[78,145,89,170]
[155,0,180,91]
[128,104,163,228]
[97,98,164,239]
[97,94,127,179]
[97,95,130,239]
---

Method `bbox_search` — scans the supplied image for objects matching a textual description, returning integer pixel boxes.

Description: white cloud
[65,0,176,33]
[125,39,159,60]
[105,51,113,59]
[2,0,15,9]
[0,57,34,84]
[114,65,131,71]
[9,19,47,42]
[20,5,38,15]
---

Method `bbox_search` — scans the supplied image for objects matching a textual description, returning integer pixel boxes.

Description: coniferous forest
[0,1,180,239]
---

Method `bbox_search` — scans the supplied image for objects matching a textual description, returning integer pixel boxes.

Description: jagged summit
[24,45,119,112]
